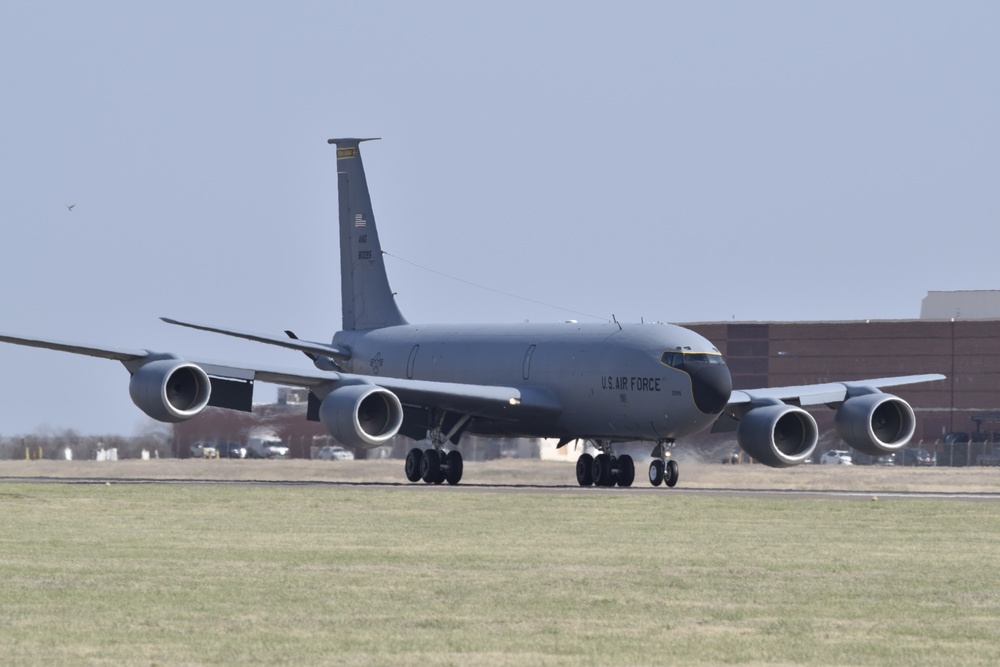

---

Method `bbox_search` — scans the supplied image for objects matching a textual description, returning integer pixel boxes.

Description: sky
[1,1,998,436]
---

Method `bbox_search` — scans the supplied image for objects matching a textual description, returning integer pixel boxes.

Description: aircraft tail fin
[329,138,408,330]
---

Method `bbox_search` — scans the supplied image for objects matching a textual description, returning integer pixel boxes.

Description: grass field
[2,463,1000,665]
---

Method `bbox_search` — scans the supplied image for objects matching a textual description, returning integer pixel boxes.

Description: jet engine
[319,384,404,448]
[736,403,818,468]
[128,359,212,423]
[834,391,916,456]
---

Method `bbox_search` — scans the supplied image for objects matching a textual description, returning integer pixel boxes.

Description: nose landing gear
[648,439,678,488]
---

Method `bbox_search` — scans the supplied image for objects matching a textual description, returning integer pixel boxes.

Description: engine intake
[737,403,818,468]
[319,385,404,448]
[129,359,211,423]
[835,392,916,456]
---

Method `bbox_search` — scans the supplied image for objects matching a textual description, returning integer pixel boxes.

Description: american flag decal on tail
[355,214,367,228]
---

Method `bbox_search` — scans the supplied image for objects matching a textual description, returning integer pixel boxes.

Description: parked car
[900,448,936,466]
[217,442,246,459]
[820,450,853,465]
[316,445,354,461]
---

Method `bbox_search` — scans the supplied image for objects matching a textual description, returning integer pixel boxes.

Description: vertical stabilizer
[329,138,408,330]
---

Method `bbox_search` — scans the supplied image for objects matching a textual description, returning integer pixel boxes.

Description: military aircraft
[0,138,944,487]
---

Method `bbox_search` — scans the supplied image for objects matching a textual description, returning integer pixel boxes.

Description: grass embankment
[1,483,999,665]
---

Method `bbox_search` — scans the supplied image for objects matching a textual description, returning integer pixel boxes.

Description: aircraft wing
[0,332,149,362]
[0,330,557,422]
[726,374,946,407]
[712,373,946,436]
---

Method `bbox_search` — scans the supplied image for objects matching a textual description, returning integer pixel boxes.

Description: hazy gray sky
[1,2,998,435]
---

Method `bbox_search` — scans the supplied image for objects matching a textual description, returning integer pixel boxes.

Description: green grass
[1,484,999,666]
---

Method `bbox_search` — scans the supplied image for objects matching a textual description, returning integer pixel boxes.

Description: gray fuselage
[334,321,732,442]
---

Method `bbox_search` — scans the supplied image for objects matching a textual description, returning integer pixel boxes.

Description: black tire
[617,454,635,487]
[576,453,594,486]
[649,459,664,486]
[445,450,464,485]
[420,448,441,484]
[665,459,679,488]
[404,448,423,482]
[593,453,613,486]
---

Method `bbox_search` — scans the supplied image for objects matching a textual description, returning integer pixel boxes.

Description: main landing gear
[405,447,463,485]
[403,414,469,485]
[575,440,636,487]
[575,439,679,488]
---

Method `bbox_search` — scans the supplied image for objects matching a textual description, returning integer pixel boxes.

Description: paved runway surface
[3,473,999,501]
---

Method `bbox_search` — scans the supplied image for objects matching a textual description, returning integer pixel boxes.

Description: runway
[3,473,999,501]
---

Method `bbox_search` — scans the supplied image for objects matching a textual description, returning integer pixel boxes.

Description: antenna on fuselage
[612,314,622,331]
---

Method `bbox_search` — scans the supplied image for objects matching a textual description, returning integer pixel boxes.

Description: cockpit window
[661,352,683,367]
[660,351,725,368]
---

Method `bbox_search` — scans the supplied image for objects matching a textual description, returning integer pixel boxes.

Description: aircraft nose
[688,363,732,415]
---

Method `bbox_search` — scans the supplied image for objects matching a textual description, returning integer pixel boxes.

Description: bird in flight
[66,204,75,211]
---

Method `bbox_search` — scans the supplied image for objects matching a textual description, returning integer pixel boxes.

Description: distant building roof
[921,290,1000,320]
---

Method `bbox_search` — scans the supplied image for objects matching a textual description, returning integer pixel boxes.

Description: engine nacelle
[737,403,818,468]
[835,392,915,456]
[319,384,404,449]
[128,359,211,423]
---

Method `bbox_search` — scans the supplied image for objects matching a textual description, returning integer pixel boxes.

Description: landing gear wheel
[665,459,679,488]
[420,448,441,484]
[404,448,423,482]
[617,455,635,487]
[593,453,613,487]
[445,450,464,485]
[576,453,594,486]
[649,459,664,487]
